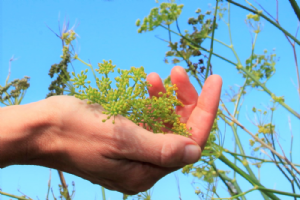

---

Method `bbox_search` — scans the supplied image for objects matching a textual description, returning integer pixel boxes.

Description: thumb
[110,124,201,168]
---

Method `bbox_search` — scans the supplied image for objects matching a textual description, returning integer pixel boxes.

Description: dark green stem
[226,118,260,186]
[269,109,300,191]
[288,0,300,22]
[222,114,269,199]
[219,154,280,200]
[160,24,300,120]
[211,162,246,199]
[238,65,300,119]
[258,187,300,198]
[226,0,300,46]
[159,24,236,66]
[224,150,300,167]
[214,186,300,199]
[205,0,219,79]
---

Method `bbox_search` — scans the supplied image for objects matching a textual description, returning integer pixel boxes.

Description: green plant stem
[238,65,300,119]
[160,24,300,119]
[269,109,300,191]
[227,3,242,65]
[232,31,257,116]
[228,148,300,191]
[218,76,267,198]
[205,0,219,79]
[259,187,300,198]
[74,55,97,81]
[219,104,300,175]
[102,186,106,200]
[226,0,300,46]
[159,24,236,66]
[230,125,256,176]
[225,19,262,196]
[0,100,10,106]
[206,36,231,48]
[220,110,300,192]
[219,154,280,200]
[157,35,203,88]
[58,167,71,199]
[3,91,13,105]
[226,3,299,120]
[214,185,300,200]
[227,119,268,199]
[0,191,31,200]
[213,187,256,200]
[211,162,246,200]
[233,78,247,117]
[224,150,300,167]
[288,0,300,22]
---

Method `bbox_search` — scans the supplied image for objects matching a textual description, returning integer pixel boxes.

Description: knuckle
[160,142,178,166]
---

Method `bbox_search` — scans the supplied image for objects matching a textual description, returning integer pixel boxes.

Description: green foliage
[46,46,71,98]
[58,183,75,200]
[0,59,30,106]
[136,2,184,33]
[163,7,215,76]
[0,76,30,105]
[136,1,300,199]
[249,107,276,153]
[244,50,277,87]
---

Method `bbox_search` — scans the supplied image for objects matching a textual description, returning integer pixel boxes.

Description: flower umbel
[70,60,190,136]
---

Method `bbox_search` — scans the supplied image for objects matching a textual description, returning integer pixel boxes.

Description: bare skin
[0,66,222,194]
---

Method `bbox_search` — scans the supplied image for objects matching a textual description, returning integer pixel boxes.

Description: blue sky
[1,0,300,199]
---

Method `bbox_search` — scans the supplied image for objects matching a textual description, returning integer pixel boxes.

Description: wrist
[0,100,58,168]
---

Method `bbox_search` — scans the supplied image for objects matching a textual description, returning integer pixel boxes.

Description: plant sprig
[70,59,190,137]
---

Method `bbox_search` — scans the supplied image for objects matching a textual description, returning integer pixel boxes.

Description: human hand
[147,66,222,151]
[29,66,222,194]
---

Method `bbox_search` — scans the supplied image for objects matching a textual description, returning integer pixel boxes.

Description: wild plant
[1,1,300,200]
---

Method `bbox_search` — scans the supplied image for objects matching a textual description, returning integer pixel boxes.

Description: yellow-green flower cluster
[249,107,276,152]
[244,50,277,87]
[246,13,261,22]
[136,2,184,33]
[61,30,76,45]
[257,123,275,134]
[70,60,190,137]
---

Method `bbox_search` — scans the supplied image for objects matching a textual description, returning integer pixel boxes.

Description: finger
[186,75,222,150]
[171,66,198,123]
[145,73,169,131]
[105,119,201,168]
[146,72,166,98]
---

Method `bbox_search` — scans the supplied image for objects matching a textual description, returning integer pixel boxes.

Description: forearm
[0,100,56,168]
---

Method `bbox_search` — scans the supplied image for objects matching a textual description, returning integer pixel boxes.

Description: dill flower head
[70,60,190,137]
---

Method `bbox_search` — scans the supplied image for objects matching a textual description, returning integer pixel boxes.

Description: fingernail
[182,145,201,164]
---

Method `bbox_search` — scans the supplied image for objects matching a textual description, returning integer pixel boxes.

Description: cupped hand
[147,66,222,150]
[35,66,222,195]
